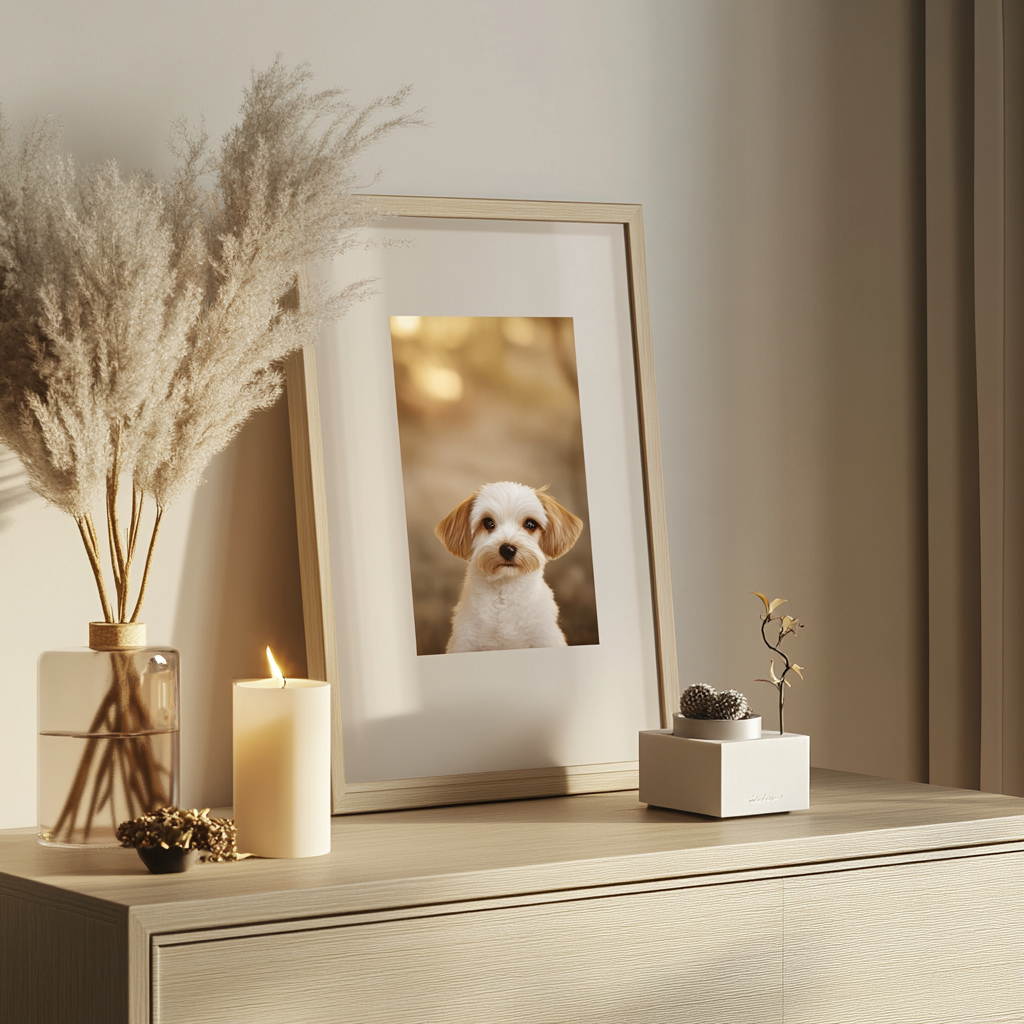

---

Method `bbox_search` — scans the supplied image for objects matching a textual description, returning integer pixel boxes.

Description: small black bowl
[136,845,199,874]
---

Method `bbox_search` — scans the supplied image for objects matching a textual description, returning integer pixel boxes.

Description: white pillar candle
[232,677,332,858]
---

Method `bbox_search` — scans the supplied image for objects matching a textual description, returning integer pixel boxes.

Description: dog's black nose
[499,543,517,561]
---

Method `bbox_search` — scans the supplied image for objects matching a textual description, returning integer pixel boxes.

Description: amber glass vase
[37,622,180,848]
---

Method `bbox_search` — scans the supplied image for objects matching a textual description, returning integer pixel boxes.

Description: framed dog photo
[286,196,678,813]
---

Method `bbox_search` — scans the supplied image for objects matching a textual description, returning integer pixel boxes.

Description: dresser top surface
[3,769,1023,930]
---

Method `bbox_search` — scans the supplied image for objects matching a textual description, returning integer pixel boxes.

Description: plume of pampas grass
[0,58,421,623]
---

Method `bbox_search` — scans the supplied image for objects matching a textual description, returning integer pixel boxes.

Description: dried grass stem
[131,506,163,623]
[75,513,112,622]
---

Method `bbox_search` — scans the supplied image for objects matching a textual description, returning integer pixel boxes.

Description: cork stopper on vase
[89,621,147,650]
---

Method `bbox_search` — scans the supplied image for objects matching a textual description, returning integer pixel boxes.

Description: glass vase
[37,622,179,848]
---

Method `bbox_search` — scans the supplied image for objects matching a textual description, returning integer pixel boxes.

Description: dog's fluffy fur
[436,481,583,653]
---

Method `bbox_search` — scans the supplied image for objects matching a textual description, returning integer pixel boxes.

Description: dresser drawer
[783,852,1024,1024]
[152,880,783,1024]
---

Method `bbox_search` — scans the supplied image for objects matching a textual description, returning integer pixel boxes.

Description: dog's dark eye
[482,517,496,531]
[523,518,538,531]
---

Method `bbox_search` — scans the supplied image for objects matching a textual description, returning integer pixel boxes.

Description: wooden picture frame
[285,196,677,813]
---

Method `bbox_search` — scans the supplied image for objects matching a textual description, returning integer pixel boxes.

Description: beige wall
[0,0,927,828]
[650,0,928,779]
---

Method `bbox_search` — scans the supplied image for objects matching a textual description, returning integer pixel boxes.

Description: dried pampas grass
[0,58,421,622]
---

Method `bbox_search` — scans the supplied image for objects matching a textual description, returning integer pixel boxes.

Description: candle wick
[281,677,287,689]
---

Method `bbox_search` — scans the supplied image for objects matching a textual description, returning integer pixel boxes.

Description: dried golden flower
[116,806,251,862]
[751,592,808,734]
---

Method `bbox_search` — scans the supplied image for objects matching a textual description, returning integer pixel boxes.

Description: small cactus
[680,682,716,719]
[680,683,752,721]
[710,689,750,721]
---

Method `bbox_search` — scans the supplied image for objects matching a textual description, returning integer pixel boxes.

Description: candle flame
[266,646,286,687]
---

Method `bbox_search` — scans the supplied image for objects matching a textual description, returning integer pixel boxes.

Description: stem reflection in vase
[38,623,179,848]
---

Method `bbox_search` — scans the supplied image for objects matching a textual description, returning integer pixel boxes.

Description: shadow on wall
[0,447,37,531]
[171,395,307,808]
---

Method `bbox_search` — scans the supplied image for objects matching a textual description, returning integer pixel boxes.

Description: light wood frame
[285,195,677,813]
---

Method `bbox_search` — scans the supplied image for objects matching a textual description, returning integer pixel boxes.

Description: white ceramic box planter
[639,723,810,818]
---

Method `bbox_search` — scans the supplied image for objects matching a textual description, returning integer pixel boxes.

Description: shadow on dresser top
[2,768,1023,937]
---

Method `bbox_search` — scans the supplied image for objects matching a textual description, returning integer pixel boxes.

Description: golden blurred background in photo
[391,315,599,656]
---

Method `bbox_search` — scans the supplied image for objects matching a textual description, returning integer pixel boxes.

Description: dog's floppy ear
[436,493,477,559]
[537,492,583,560]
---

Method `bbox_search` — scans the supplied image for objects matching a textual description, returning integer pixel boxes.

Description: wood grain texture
[0,891,128,1024]
[284,343,344,806]
[290,194,679,812]
[3,771,1024,936]
[3,772,1024,1023]
[783,853,1024,1023]
[352,194,645,225]
[622,205,679,728]
[152,880,783,1024]
[323,760,640,815]
[128,912,149,1024]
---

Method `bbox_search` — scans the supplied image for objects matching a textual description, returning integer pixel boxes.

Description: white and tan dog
[436,481,583,653]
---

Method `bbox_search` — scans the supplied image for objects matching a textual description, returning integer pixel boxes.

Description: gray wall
[0,0,926,827]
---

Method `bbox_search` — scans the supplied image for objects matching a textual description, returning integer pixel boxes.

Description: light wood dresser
[2,769,1023,1024]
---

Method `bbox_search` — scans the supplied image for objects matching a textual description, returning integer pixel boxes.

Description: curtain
[926,0,1023,793]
